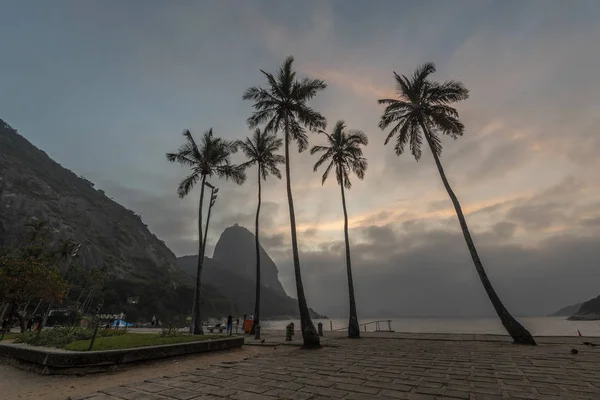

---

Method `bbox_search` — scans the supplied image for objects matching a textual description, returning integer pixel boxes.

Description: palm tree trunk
[252,167,262,338]
[192,174,207,335]
[283,119,319,348]
[30,298,42,319]
[339,170,360,338]
[37,300,53,334]
[420,122,535,345]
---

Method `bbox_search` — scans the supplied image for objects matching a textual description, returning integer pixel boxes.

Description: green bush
[99,328,127,337]
[160,327,181,337]
[16,326,92,348]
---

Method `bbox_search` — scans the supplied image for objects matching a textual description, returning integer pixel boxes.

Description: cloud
[1,1,599,319]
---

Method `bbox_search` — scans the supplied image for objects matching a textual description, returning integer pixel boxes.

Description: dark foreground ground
[70,333,600,400]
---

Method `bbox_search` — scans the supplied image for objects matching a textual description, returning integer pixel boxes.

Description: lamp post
[190,182,219,332]
[201,183,219,259]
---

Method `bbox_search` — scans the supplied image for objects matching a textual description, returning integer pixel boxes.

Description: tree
[243,56,327,347]
[0,248,67,333]
[310,121,367,338]
[236,128,284,338]
[166,129,246,334]
[377,62,536,345]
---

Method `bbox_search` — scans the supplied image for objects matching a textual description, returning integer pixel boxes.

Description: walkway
[75,333,600,399]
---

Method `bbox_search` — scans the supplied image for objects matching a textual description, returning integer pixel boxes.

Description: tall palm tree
[377,62,536,345]
[236,128,285,338]
[243,56,327,347]
[166,129,246,334]
[310,121,367,339]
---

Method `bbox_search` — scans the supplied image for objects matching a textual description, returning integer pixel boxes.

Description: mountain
[178,224,326,319]
[568,295,600,321]
[550,302,583,317]
[0,118,177,280]
[213,224,287,297]
[0,118,234,320]
[1,118,323,322]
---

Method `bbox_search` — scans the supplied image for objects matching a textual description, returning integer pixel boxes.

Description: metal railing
[330,319,393,332]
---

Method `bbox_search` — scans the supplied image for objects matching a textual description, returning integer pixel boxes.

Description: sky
[1,0,600,318]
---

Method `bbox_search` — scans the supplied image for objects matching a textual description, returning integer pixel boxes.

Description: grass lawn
[0,332,21,341]
[64,333,225,351]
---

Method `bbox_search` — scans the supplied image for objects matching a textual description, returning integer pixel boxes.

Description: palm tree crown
[166,129,246,198]
[237,128,285,180]
[378,62,469,160]
[243,55,327,348]
[243,56,327,149]
[310,121,368,188]
[377,62,536,345]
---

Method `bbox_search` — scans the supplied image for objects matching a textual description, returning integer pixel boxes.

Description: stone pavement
[74,335,600,400]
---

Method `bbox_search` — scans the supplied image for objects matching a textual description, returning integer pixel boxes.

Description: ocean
[258,316,600,337]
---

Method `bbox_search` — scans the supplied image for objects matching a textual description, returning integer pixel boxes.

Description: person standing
[226,314,233,336]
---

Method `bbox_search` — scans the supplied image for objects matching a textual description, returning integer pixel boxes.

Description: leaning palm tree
[166,129,246,334]
[310,121,367,339]
[236,128,285,338]
[243,56,327,347]
[377,62,536,345]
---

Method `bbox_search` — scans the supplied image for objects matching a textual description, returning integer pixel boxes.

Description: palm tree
[236,128,285,339]
[243,56,327,347]
[377,62,536,345]
[310,121,367,339]
[166,129,246,334]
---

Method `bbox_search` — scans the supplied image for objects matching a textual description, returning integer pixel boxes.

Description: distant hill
[178,224,326,320]
[568,295,600,321]
[550,302,583,317]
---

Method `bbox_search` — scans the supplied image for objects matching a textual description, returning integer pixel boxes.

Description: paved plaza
[74,333,600,400]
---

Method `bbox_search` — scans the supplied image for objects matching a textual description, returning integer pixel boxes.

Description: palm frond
[379,62,469,161]
[243,56,327,155]
[429,113,465,139]
[427,80,469,104]
[238,128,284,182]
[177,172,200,199]
[311,120,368,189]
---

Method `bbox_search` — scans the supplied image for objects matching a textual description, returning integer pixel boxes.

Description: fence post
[285,322,294,341]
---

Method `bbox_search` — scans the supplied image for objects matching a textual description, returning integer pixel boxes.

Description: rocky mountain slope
[178,224,326,319]
[213,224,287,297]
[1,118,323,321]
[568,295,600,321]
[0,118,179,281]
[550,302,583,317]
[0,118,234,320]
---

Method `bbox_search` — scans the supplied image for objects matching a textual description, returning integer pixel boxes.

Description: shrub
[99,328,127,337]
[16,326,92,348]
[160,327,181,337]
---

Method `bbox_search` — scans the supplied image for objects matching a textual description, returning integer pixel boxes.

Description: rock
[213,224,287,297]
[550,302,583,317]
[568,295,600,321]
